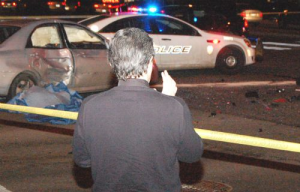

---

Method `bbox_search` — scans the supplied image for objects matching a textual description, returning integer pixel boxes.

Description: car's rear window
[79,15,110,26]
[0,26,20,44]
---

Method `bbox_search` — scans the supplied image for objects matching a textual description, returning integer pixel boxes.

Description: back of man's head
[108,28,155,80]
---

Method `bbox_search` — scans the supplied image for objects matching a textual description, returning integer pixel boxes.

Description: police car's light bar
[128,5,158,13]
[148,6,157,13]
[128,6,144,12]
[207,39,220,44]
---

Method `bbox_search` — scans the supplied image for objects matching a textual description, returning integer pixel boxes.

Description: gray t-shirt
[73,79,203,192]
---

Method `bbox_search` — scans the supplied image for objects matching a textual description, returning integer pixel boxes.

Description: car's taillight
[259,12,263,18]
[240,12,246,18]
[12,2,17,6]
[244,38,251,48]
[244,19,249,28]
[62,1,66,5]
[48,1,54,5]
[1,2,5,6]
[77,1,80,7]
[94,3,100,8]
[207,39,220,44]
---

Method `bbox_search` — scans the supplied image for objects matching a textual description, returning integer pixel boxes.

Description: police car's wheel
[216,47,245,75]
[7,73,37,101]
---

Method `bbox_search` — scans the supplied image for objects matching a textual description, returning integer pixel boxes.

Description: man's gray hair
[108,28,155,80]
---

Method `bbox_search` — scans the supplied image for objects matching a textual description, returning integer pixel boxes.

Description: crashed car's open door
[62,24,114,92]
[26,24,75,86]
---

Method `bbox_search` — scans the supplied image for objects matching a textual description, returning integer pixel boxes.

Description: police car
[80,12,258,74]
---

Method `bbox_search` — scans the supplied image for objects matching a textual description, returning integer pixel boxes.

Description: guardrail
[0,103,299,153]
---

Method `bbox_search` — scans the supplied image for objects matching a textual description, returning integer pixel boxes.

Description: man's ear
[146,57,154,82]
[148,57,154,72]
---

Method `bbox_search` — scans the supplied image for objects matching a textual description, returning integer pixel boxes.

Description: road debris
[245,91,259,98]
[273,98,287,103]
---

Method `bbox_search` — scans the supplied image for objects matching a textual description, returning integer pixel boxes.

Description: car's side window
[155,17,199,36]
[100,18,131,33]
[0,26,20,44]
[129,16,154,34]
[29,25,62,48]
[63,24,106,49]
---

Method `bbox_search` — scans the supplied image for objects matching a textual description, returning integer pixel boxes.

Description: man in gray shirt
[73,28,203,192]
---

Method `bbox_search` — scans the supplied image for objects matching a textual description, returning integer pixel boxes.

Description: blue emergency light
[194,17,198,23]
[148,6,157,13]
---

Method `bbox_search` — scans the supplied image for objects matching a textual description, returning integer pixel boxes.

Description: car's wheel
[7,73,37,101]
[216,47,245,75]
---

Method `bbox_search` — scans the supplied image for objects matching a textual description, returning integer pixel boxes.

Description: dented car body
[0,19,114,100]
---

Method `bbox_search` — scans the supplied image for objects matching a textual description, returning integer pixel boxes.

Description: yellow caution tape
[0,103,78,120]
[194,129,300,153]
[0,103,299,153]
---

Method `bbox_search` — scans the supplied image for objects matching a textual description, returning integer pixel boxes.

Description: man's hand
[161,70,177,96]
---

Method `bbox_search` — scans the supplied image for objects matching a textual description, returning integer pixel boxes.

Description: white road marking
[263,42,300,47]
[251,41,300,50]
[0,185,11,192]
[257,46,292,50]
[251,45,291,50]
[151,81,295,88]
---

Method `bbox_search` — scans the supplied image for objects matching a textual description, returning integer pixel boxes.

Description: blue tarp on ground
[7,82,82,125]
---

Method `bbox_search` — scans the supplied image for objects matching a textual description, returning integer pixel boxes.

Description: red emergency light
[128,6,139,12]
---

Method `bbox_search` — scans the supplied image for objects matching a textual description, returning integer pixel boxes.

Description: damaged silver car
[0,19,114,101]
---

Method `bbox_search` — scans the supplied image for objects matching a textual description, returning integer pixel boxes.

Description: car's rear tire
[7,73,37,101]
[216,47,245,75]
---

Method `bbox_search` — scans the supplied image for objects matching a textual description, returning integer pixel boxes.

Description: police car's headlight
[244,38,251,48]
